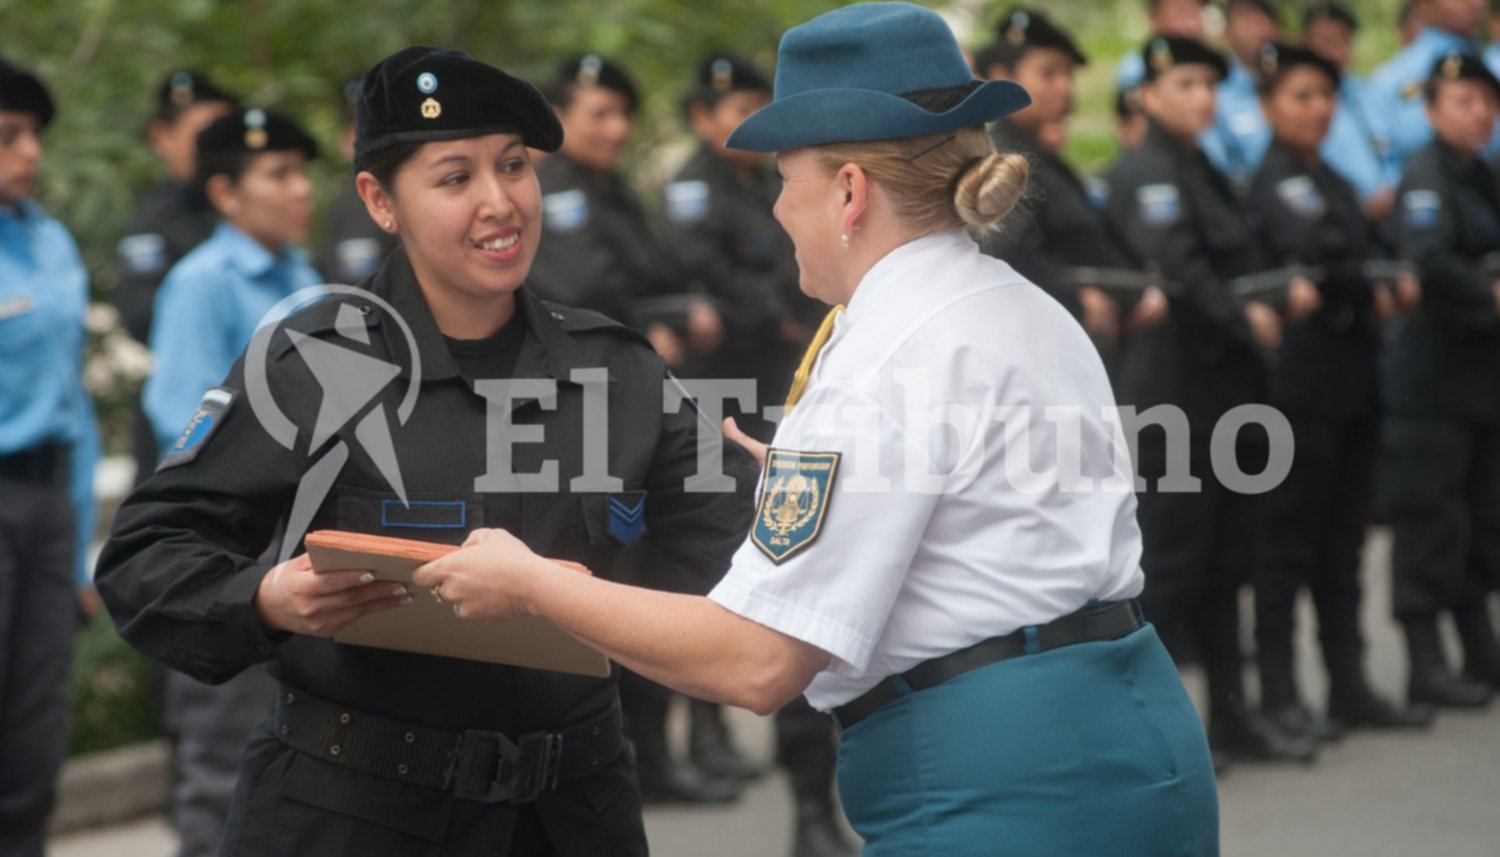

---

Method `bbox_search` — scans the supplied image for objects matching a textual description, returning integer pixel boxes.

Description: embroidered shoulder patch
[607,491,647,545]
[543,189,589,233]
[664,180,710,224]
[752,450,841,564]
[1136,183,1181,226]
[1275,176,1326,219]
[157,387,236,472]
[1402,189,1442,229]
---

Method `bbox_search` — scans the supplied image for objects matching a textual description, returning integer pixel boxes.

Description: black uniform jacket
[1384,139,1500,421]
[1247,140,1381,419]
[528,153,688,331]
[96,246,758,737]
[982,119,1142,319]
[1106,120,1270,426]
[114,180,219,342]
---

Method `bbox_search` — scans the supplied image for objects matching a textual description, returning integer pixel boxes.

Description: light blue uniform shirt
[0,200,100,584]
[1366,27,1499,175]
[1321,73,1398,203]
[1200,58,1270,186]
[144,222,323,454]
[1117,51,1146,89]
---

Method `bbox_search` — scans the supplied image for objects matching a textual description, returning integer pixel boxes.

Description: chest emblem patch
[752,450,841,564]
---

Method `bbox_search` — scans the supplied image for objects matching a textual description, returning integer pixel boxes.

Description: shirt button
[285,692,296,704]
[405,732,416,744]
[339,712,351,725]
[329,745,341,757]
[397,764,410,775]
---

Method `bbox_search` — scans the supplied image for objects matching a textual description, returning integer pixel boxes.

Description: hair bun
[953,151,1029,232]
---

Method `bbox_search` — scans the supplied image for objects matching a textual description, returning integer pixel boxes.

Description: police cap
[1255,42,1340,94]
[1141,36,1229,83]
[549,55,639,114]
[0,57,54,128]
[197,107,319,160]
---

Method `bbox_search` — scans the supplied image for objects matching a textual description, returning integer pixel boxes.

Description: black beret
[355,46,562,161]
[0,57,55,128]
[691,53,771,98]
[1141,36,1229,83]
[1226,0,1280,20]
[156,70,234,114]
[551,54,639,113]
[197,107,319,160]
[1255,42,1340,92]
[1303,1,1358,30]
[991,8,1088,66]
[1427,51,1500,101]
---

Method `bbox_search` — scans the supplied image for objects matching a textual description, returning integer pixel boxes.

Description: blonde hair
[815,125,1028,234]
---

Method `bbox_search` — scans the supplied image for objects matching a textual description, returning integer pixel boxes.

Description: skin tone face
[1303,18,1354,70]
[689,89,771,170]
[1151,0,1207,38]
[0,110,43,206]
[357,134,542,339]
[996,47,1078,134]
[1426,78,1500,158]
[1225,7,1283,67]
[557,86,634,172]
[1141,64,1221,144]
[206,150,313,254]
[148,100,236,183]
[1424,0,1485,36]
[1261,66,1338,158]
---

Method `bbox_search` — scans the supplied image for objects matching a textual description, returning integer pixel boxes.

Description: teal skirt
[837,624,1219,856]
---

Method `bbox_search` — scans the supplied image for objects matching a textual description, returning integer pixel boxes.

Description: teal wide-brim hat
[726,2,1031,152]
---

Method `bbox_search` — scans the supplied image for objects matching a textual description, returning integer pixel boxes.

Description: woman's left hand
[412,529,589,621]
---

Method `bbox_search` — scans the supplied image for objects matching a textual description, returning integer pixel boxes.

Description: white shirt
[707,229,1145,711]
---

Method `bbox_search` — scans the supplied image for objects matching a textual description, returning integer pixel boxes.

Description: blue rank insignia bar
[607,492,647,544]
[752,449,841,564]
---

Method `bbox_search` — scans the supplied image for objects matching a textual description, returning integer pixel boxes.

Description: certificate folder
[303,530,611,678]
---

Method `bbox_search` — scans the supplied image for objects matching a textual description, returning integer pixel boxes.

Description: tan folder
[303,530,611,678]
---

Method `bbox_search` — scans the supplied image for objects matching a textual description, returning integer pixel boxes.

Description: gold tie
[784,305,845,413]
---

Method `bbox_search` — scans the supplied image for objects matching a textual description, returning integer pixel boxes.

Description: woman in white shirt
[415,3,1219,854]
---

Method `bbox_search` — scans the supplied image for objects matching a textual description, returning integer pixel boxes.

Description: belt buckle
[513,730,565,803]
[445,728,564,804]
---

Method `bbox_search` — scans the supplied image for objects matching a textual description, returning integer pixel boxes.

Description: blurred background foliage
[4,0,1407,755]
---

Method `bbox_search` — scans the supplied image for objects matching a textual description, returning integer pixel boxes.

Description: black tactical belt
[834,599,1144,730]
[0,443,65,486]
[274,686,625,803]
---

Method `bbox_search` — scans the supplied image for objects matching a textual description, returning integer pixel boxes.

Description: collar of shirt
[1222,58,1254,97]
[213,221,296,281]
[838,228,974,338]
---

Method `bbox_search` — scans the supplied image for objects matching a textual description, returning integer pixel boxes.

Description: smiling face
[207,150,314,251]
[1004,46,1079,133]
[363,133,542,307]
[557,86,634,172]
[0,110,43,205]
[772,148,844,304]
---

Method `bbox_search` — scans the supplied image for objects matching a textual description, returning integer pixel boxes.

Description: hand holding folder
[304,530,610,678]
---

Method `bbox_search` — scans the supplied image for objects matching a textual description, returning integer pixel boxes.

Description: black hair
[193,150,254,201]
[354,140,425,191]
[1115,86,1144,120]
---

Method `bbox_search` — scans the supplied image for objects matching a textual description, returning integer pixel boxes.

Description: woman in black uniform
[1245,43,1431,739]
[96,47,756,857]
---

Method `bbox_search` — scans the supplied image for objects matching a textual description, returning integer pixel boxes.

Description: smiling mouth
[473,234,520,252]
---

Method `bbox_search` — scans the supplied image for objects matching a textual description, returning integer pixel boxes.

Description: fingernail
[393,585,409,598]
[360,573,375,584]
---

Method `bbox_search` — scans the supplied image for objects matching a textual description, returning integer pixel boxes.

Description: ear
[356,171,397,233]
[205,174,238,218]
[836,163,870,238]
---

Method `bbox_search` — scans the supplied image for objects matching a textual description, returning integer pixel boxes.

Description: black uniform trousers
[1385,417,1500,619]
[0,476,77,857]
[1255,416,1377,685]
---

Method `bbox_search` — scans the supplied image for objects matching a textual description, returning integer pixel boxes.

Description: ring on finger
[431,586,444,605]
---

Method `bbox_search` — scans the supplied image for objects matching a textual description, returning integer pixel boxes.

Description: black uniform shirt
[96,246,758,737]
[1247,140,1380,418]
[529,153,687,330]
[114,180,219,342]
[1385,139,1500,419]
[1106,119,1270,424]
[981,120,1141,319]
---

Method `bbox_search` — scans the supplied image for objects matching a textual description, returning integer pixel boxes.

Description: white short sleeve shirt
[707,230,1145,711]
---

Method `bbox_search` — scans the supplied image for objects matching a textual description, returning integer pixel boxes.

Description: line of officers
[6,0,1500,853]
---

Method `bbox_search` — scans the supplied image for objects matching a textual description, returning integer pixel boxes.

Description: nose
[476,170,516,222]
[17,129,43,163]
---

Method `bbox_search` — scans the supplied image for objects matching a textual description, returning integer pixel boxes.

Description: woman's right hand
[723,417,768,470]
[255,554,412,637]
[1246,301,1283,350]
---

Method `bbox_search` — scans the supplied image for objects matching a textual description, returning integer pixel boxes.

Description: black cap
[1255,42,1340,92]
[1303,1,1358,30]
[988,8,1088,67]
[355,46,563,162]
[550,54,639,113]
[197,107,319,160]
[1142,36,1229,82]
[1226,0,1280,20]
[693,53,770,97]
[0,57,54,128]
[1427,51,1500,101]
[156,70,234,114]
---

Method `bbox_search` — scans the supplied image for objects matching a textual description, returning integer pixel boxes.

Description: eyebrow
[425,140,526,170]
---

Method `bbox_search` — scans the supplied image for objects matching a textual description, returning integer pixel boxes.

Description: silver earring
[840,233,850,248]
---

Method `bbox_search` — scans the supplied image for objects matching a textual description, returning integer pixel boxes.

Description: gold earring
[384,220,395,231]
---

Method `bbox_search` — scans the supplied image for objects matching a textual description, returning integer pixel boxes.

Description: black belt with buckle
[273,686,625,803]
[833,599,1144,730]
[0,443,65,486]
